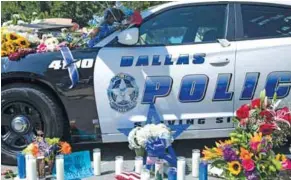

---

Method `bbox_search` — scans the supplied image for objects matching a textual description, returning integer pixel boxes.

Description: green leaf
[260,90,266,102]
[273,92,277,102]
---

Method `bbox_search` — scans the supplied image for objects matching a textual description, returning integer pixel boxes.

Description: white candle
[115,156,124,175]
[177,156,186,180]
[25,154,32,179]
[140,168,150,180]
[27,155,37,180]
[93,148,101,176]
[56,155,64,180]
[134,156,143,174]
[155,159,164,179]
[192,149,200,177]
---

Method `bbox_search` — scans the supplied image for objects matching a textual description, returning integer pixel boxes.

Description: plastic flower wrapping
[203,90,291,180]
[1,2,142,61]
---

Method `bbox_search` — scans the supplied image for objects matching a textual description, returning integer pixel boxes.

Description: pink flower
[259,110,273,121]
[276,107,291,124]
[242,159,255,171]
[37,43,47,53]
[250,141,260,152]
[282,159,291,170]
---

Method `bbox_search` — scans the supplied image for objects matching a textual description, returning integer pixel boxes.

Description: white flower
[128,127,142,149]
[2,20,12,27]
[12,14,20,19]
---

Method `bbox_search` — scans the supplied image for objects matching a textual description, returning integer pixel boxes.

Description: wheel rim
[1,102,43,151]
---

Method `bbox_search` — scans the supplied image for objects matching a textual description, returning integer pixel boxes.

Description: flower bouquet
[22,131,72,177]
[128,123,177,178]
[203,91,291,180]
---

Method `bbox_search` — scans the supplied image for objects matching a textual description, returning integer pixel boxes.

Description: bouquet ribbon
[60,47,80,89]
[145,137,177,167]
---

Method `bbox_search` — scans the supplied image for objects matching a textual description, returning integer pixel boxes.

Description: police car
[2,0,291,164]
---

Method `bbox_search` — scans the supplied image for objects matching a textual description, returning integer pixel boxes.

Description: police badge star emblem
[107,73,139,113]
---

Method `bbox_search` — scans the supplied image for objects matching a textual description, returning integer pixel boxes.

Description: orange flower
[31,143,39,157]
[276,154,287,162]
[240,147,253,160]
[59,142,72,154]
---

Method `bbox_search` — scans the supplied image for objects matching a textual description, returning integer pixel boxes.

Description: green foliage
[1,1,166,27]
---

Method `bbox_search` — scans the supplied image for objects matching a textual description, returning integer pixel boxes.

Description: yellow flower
[16,37,30,48]
[1,50,8,57]
[250,132,262,143]
[202,146,223,160]
[228,161,242,175]
[265,135,272,142]
[215,139,233,147]
[276,154,287,162]
[6,33,19,42]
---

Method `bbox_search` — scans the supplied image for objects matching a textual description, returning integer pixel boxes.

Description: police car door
[234,3,291,109]
[94,3,236,142]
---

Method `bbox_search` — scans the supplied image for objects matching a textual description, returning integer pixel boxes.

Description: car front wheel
[1,83,66,165]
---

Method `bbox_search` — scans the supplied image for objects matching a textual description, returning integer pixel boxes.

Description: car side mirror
[117,27,139,45]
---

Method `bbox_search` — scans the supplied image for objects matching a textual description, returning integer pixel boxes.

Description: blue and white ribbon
[60,47,79,89]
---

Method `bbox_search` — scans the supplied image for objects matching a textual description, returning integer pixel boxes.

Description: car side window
[241,4,291,39]
[137,4,227,46]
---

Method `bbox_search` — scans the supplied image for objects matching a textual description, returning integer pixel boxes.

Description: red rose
[251,98,261,109]
[276,107,291,123]
[259,123,277,135]
[242,159,255,171]
[259,110,273,121]
[236,104,250,119]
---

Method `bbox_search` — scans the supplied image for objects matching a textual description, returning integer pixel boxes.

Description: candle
[56,155,64,180]
[154,159,164,179]
[140,168,150,180]
[168,167,177,180]
[25,154,32,179]
[93,148,101,176]
[199,159,208,180]
[134,156,143,174]
[192,149,200,177]
[27,155,37,180]
[177,156,186,180]
[115,156,124,175]
[17,153,26,179]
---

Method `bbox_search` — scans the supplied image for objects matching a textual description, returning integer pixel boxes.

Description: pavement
[1,138,290,180]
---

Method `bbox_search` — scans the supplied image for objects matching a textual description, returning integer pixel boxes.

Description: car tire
[1,83,66,165]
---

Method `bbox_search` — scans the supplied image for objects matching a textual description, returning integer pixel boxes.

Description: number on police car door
[94,3,236,136]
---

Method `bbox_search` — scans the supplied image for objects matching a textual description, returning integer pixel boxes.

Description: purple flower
[245,171,259,180]
[223,146,238,161]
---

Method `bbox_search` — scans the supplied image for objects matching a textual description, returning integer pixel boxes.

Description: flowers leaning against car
[22,132,72,175]
[203,90,290,180]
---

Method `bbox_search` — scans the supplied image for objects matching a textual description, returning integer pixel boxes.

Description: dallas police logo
[107,73,139,113]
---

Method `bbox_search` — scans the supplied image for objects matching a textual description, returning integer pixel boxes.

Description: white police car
[1,0,291,164]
